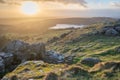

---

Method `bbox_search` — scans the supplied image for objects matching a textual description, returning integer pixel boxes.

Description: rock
[104,28,119,36]
[0,57,5,73]
[97,25,120,36]
[0,52,14,75]
[0,52,13,67]
[2,40,46,63]
[2,61,66,80]
[99,26,112,34]
[30,43,46,59]
[3,40,29,53]
[81,57,101,66]
[44,72,58,80]
[45,50,64,64]
[18,61,44,67]
[114,26,120,32]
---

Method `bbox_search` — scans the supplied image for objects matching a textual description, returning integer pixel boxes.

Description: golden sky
[0,0,120,18]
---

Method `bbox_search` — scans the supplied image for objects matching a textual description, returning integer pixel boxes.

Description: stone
[81,57,101,66]
[0,52,13,67]
[2,40,46,63]
[0,57,5,73]
[45,50,64,64]
[114,26,120,32]
[97,25,120,36]
[30,43,46,59]
[99,26,111,34]
[104,28,119,36]
[18,61,44,67]
[3,40,29,53]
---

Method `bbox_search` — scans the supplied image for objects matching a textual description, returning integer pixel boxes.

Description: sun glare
[21,1,39,15]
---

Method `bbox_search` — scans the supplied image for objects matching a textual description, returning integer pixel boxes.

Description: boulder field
[93,24,120,36]
[0,40,73,78]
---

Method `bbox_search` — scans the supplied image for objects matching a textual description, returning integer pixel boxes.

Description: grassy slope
[1,18,120,79]
[46,23,120,62]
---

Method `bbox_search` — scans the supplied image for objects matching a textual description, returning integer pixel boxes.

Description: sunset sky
[0,0,120,18]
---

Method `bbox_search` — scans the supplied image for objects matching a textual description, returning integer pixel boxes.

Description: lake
[50,24,86,30]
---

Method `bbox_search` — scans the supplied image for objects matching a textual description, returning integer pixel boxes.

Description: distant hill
[0,17,116,33]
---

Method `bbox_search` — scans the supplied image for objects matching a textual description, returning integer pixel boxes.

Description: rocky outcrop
[2,61,66,80]
[0,40,74,79]
[0,40,46,78]
[0,52,13,67]
[0,57,5,73]
[0,52,14,75]
[2,40,46,63]
[0,40,74,78]
[44,50,74,64]
[2,61,89,80]
[30,43,46,59]
[2,40,73,64]
[3,40,29,53]
[98,25,120,36]
[44,50,65,64]
[81,57,101,66]
[104,28,119,36]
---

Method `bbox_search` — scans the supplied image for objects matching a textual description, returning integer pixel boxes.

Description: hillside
[0,18,120,80]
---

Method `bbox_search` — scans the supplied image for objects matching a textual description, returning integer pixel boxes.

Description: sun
[21,1,39,15]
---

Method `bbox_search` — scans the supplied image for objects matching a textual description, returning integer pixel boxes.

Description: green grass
[1,21,120,80]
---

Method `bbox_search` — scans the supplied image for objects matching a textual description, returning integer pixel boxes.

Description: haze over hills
[0,17,116,33]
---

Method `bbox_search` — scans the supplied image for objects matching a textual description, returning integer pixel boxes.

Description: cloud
[110,2,120,7]
[0,0,5,3]
[0,0,87,7]
[39,0,87,7]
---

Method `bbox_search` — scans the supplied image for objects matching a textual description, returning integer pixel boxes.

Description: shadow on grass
[91,49,119,57]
